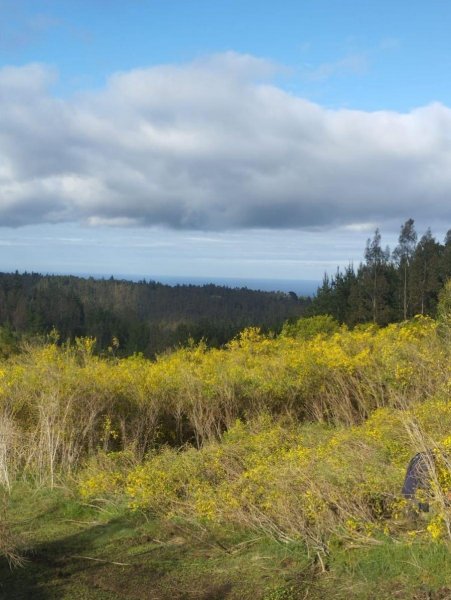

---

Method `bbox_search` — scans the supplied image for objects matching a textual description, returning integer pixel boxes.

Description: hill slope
[0,272,309,355]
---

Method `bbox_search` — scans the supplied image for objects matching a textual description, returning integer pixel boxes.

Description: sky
[0,0,450,285]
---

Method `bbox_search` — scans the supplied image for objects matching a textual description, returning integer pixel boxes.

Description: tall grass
[0,315,448,486]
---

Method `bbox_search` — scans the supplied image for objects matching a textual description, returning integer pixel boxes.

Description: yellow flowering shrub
[114,399,451,548]
[0,313,449,548]
[78,450,136,499]
[427,515,447,541]
[126,447,200,514]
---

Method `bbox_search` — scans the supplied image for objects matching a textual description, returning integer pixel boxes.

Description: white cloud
[343,222,377,232]
[0,53,450,231]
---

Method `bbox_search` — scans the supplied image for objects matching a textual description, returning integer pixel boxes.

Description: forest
[312,219,451,325]
[0,273,309,356]
[0,220,450,360]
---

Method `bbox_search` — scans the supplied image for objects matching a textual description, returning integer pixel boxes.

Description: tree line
[0,218,449,356]
[310,219,451,325]
[0,273,309,356]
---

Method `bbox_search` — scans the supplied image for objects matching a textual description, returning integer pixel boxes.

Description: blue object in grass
[402,452,432,512]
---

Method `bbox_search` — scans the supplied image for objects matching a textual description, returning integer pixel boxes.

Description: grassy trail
[1,487,450,600]
[0,487,308,600]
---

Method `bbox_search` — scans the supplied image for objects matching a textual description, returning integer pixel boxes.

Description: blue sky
[0,0,450,284]
[3,0,451,110]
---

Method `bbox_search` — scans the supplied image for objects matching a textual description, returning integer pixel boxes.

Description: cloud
[0,52,451,231]
[0,2,61,52]
[302,53,369,81]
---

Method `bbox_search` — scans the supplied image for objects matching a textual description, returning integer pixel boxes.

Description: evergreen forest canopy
[312,219,451,325]
[0,272,309,356]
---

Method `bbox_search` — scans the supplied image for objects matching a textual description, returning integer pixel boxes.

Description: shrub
[280,315,340,340]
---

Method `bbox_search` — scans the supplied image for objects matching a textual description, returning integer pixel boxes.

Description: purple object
[402,452,433,512]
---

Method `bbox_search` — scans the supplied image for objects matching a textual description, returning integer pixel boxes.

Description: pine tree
[332,265,356,323]
[440,229,451,284]
[311,273,335,316]
[410,229,441,315]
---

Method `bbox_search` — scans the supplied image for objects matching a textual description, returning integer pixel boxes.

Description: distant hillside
[0,272,310,355]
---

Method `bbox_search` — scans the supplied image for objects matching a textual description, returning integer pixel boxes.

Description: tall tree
[440,229,451,284]
[364,229,390,323]
[332,265,356,323]
[393,218,417,320]
[410,229,441,315]
[311,273,335,316]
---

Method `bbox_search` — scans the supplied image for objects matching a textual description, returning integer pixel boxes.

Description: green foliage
[0,326,20,359]
[437,279,451,337]
[0,272,308,356]
[263,585,299,600]
[281,315,340,339]
[311,220,451,325]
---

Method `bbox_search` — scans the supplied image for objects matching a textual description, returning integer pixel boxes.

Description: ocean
[122,275,320,297]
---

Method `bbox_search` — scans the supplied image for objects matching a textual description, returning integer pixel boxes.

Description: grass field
[1,485,450,600]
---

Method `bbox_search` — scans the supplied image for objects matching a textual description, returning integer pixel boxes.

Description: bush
[0,313,449,551]
[281,315,340,340]
[116,400,451,550]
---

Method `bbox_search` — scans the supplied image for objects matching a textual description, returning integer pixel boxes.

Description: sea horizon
[81,273,320,297]
[6,269,319,297]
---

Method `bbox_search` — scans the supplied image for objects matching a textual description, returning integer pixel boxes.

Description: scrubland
[0,284,450,599]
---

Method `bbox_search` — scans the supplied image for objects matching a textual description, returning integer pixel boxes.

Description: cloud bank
[1,52,450,230]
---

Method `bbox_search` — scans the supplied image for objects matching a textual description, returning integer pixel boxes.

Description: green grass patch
[0,485,311,600]
[1,485,450,600]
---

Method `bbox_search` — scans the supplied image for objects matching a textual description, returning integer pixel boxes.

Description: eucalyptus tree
[410,229,441,315]
[364,228,391,323]
[393,219,417,320]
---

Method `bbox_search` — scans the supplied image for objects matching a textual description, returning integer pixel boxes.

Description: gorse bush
[0,316,449,483]
[280,314,340,340]
[0,314,450,557]
[81,401,451,552]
